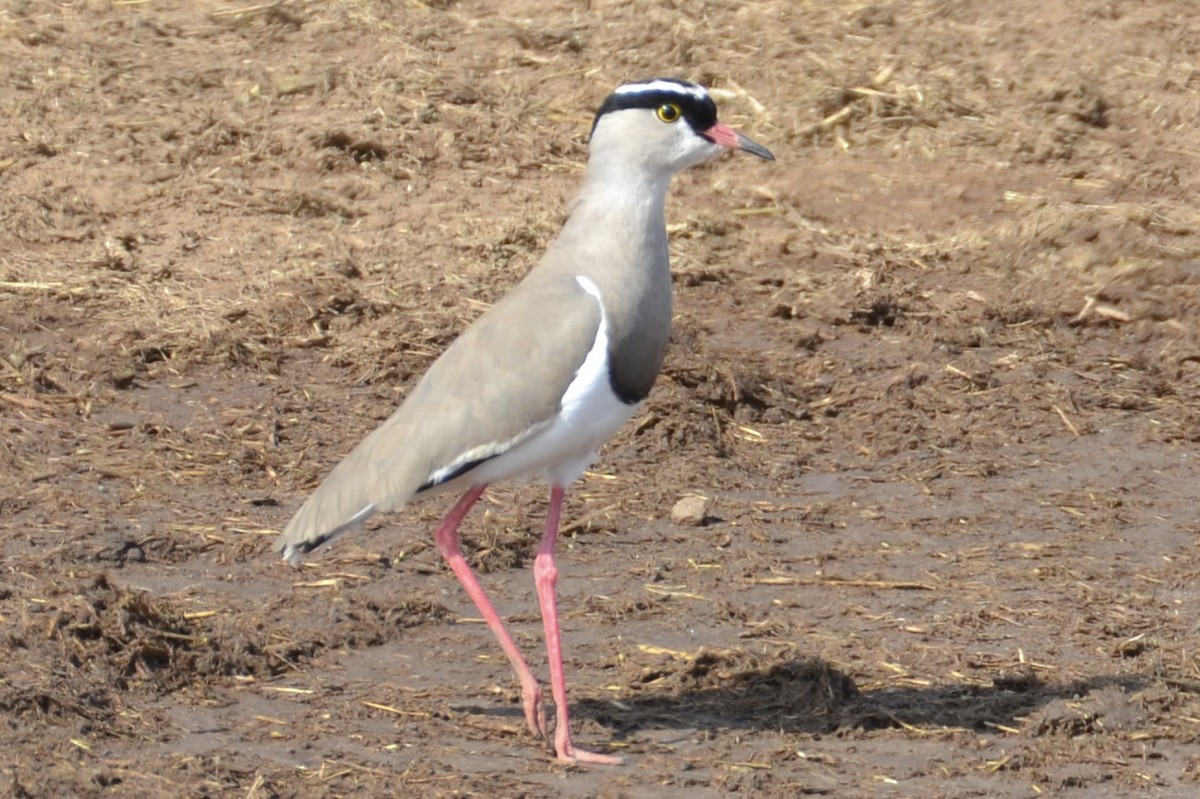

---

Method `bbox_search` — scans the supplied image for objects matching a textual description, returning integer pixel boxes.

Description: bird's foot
[554,724,621,764]
[555,743,624,766]
[521,681,547,740]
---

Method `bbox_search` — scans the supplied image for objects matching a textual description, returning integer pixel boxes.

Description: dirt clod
[670,495,712,527]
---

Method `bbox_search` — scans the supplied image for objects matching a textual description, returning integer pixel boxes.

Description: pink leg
[533,485,623,765]
[434,484,546,740]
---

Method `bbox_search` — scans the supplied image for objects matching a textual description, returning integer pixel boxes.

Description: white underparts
[534,275,637,486]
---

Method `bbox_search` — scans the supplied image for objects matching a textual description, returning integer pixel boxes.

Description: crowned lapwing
[277,77,774,764]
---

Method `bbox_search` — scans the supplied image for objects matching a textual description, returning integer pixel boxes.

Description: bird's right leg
[434,483,546,740]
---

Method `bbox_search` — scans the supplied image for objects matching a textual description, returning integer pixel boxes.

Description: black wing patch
[416,453,499,494]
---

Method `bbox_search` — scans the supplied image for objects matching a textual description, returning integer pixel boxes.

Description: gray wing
[275,272,602,562]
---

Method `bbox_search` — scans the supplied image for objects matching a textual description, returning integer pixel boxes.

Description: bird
[276,77,774,764]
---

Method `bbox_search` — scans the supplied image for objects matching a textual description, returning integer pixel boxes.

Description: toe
[557,746,624,766]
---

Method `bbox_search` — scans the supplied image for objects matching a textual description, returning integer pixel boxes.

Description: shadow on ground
[584,658,1148,740]
[456,649,1149,740]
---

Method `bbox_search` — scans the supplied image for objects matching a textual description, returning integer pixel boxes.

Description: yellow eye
[656,103,682,123]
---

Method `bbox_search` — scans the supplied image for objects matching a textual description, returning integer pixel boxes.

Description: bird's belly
[431,272,646,493]
[463,274,637,490]
[463,374,637,489]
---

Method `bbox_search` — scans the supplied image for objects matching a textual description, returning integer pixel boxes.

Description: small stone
[671,495,712,527]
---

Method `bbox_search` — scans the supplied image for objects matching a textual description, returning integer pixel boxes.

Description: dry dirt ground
[3,1,1200,797]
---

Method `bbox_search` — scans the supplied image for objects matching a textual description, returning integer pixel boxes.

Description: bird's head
[589,78,774,177]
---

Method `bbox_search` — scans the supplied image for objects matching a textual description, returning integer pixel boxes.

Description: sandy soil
[3,1,1200,796]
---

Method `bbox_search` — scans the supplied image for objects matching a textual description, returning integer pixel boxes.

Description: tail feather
[273,418,430,564]
[277,502,377,564]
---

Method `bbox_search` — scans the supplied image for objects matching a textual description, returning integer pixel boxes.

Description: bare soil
[3,1,1200,796]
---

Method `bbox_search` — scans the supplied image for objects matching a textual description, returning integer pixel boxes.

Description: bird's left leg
[435,483,546,740]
